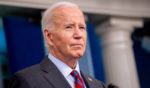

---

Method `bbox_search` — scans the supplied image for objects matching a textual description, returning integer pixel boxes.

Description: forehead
[52,6,85,22]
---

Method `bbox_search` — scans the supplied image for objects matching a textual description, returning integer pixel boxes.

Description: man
[9,1,105,88]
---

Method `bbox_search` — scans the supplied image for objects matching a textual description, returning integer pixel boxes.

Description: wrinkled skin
[44,6,87,68]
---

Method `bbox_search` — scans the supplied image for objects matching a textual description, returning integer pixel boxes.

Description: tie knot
[71,70,79,77]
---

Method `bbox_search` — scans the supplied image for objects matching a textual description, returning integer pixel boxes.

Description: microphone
[108,84,119,88]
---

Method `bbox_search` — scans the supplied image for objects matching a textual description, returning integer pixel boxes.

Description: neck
[49,50,78,69]
[65,59,77,69]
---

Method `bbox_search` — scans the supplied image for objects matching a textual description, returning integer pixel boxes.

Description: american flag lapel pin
[88,77,93,82]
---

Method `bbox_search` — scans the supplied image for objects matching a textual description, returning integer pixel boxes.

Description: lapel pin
[88,77,93,82]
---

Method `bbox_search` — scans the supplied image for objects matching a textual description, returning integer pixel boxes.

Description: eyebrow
[64,22,86,26]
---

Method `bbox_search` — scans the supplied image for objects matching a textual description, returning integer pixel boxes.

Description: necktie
[71,70,85,88]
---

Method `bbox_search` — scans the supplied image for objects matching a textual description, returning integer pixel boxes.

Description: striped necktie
[71,70,85,88]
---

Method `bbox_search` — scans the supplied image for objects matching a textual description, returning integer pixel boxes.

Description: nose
[73,27,83,39]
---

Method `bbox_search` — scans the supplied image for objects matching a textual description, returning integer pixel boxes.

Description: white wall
[0,0,150,17]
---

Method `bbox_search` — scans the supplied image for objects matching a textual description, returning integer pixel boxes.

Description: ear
[44,29,54,46]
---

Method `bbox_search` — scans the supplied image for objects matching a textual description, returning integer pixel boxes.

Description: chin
[72,52,84,58]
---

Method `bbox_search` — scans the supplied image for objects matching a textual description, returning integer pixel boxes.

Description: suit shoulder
[14,64,41,78]
[9,64,41,88]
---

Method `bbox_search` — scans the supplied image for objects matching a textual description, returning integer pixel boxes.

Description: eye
[65,26,72,29]
[79,26,86,30]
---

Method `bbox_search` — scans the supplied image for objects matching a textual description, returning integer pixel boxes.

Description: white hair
[41,1,79,31]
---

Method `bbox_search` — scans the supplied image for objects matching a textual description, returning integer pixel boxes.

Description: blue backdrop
[133,40,150,88]
[87,22,105,82]
[3,16,45,75]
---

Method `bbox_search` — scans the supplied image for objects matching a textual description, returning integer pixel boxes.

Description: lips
[70,44,83,47]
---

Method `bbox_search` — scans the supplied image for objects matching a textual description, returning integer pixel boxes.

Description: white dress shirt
[48,53,86,88]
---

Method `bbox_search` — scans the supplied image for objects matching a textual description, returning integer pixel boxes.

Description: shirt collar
[48,53,81,78]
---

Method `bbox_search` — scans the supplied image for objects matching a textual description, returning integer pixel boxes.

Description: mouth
[70,44,84,50]
[71,44,83,47]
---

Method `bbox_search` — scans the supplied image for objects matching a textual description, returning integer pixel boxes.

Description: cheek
[55,33,71,47]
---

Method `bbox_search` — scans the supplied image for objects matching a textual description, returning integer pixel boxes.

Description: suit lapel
[81,72,95,88]
[40,57,72,88]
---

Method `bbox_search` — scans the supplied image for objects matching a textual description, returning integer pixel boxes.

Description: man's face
[47,7,87,60]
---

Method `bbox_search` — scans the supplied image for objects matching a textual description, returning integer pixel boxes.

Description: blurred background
[0,0,150,88]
